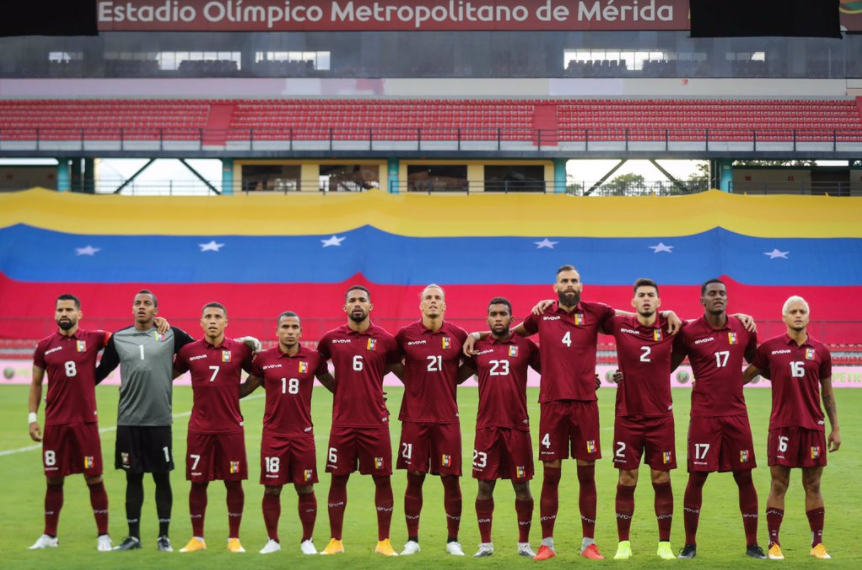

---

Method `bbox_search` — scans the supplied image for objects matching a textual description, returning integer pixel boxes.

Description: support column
[221,158,234,195]
[70,158,83,193]
[387,157,400,194]
[709,159,733,192]
[83,158,95,194]
[57,159,71,192]
[553,158,567,194]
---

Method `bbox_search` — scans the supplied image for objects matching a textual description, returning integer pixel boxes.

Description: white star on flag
[199,240,225,252]
[321,235,346,247]
[649,242,674,253]
[534,238,558,249]
[75,245,100,256]
[764,249,789,259]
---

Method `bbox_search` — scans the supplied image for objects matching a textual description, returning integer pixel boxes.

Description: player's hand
[664,311,683,335]
[463,334,478,356]
[531,299,554,315]
[238,336,262,354]
[594,373,602,390]
[29,422,42,442]
[383,391,388,403]
[154,317,170,334]
[828,429,841,452]
[733,313,757,333]
[611,370,623,385]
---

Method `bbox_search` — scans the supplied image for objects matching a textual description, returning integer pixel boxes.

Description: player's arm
[236,336,262,354]
[821,374,840,452]
[731,313,757,333]
[153,316,171,334]
[28,366,45,442]
[316,370,336,393]
[172,327,195,354]
[456,361,477,385]
[387,361,405,382]
[239,374,261,398]
[95,334,120,385]
[742,363,762,385]
[614,309,683,334]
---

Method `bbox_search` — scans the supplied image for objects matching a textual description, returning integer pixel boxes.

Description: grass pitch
[1,385,859,569]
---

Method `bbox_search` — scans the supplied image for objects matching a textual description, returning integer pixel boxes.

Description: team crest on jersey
[515,465,526,479]
[374,457,385,469]
[662,451,673,464]
[508,346,519,357]
[442,337,451,350]
[222,351,232,362]
[153,331,165,342]
[441,454,452,467]
[805,348,816,360]
[367,338,377,351]
[121,452,130,466]
[303,469,314,481]
[811,446,821,459]
[586,440,596,453]
[230,461,241,473]
[83,456,95,469]
[574,313,585,325]
[740,449,750,463]
[653,329,663,341]
[76,341,87,352]
[299,361,309,373]
[728,332,738,345]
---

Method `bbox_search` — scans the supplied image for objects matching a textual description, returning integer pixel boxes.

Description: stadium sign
[96,0,862,31]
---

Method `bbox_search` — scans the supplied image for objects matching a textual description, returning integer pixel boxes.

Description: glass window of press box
[0,32,859,79]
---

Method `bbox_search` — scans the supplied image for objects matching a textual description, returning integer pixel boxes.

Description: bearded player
[395,285,469,556]
[743,296,840,560]
[29,294,113,551]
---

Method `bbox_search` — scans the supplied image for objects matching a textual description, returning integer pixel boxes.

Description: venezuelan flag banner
[1,189,861,345]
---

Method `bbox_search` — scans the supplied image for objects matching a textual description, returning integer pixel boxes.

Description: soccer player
[173,302,255,553]
[674,279,766,559]
[28,294,113,551]
[95,290,193,552]
[464,264,681,561]
[458,297,540,558]
[395,284,469,556]
[604,279,679,561]
[239,311,335,555]
[316,285,402,556]
[743,296,840,560]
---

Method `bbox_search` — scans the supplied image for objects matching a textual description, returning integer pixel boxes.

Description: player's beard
[638,309,656,318]
[558,290,580,307]
[57,318,76,331]
[349,310,368,324]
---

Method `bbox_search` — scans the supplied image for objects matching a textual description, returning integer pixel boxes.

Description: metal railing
[2,126,862,153]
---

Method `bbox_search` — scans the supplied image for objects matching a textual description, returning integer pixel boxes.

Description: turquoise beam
[553,158,567,194]
[221,158,234,195]
[56,160,70,192]
[387,158,400,194]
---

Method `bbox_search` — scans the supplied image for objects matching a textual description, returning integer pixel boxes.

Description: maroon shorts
[325,427,392,476]
[613,415,677,471]
[260,431,318,486]
[472,426,533,482]
[687,415,756,473]
[768,427,828,468]
[396,422,462,476]
[186,431,248,482]
[538,400,602,462]
[42,422,103,478]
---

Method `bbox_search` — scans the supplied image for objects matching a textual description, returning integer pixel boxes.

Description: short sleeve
[98,331,112,350]
[522,312,539,335]
[240,344,255,374]
[820,348,832,380]
[174,348,190,374]
[595,302,615,326]
[33,341,46,369]
[452,326,469,345]
[313,352,329,376]
[250,356,264,378]
[528,340,542,372]
[602,314,623,335]
[746,328,758,353]
[317,335,331,360]
[172,327,195,354]
[386,337,401,365]
[751,343,769,372]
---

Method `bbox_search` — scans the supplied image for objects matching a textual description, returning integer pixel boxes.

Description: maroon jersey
[605,315,677,418]
[396,320,468,424]
[175,338,254,434]
[318,323,400,428]
[33,329,111,425]
[678,315,756,417]
[468,334,540,431]
[251,345,328,436]
[753,334,832,432]
[522,300,614,403]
